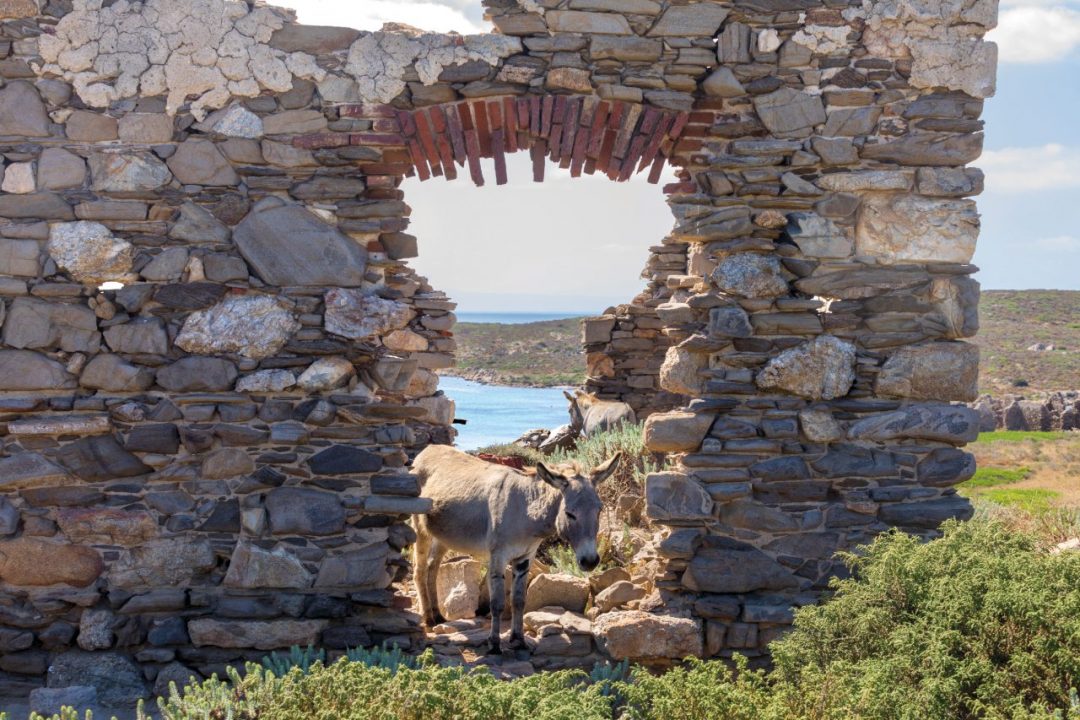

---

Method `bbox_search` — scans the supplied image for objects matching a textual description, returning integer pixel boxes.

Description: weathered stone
[177,295,300,360]
[436,557,483,621]
[154,282,228,310]
[660,345,706,395]
[233,198,368,286]
[139,247,189,281]
[198,104,265,138]
[594,580,647,613]
[48,222,134,284]
[811,137,859,166]
[153,662,198,698]
[89,152,172,194]
[167,139,239,186]
[170,202,232,243]
[156,357,238,392]
[266,487,345,535]
[315,546,390,588]
[786,212,852,258]
[324,288,415,339]
[110,538,216,589]
[297,356,355,391]
[0,81,50,137]
[876,342,980,401]
[118,113,174,143]
[77,608,114,651]
[644,411,714,452]
[812,444,899,478]
[55,435,151,481]
[2,297,100,353]
[67,111,118,141]
[592,611,702,659]
[917,448,977,487]
[202,448,254,479]
[0,350,77,390]
[56,508,156,545]
[648,3,728,35]
[709,305,754,338]
[861,133,984,166]
[823,107,881,136]
[37,148,87,190]
[188,619,327,650]
[0,238,41,277]
[308,445,382,475]
[47,651,148,705]
[753,87,826,138]
[104,318,169,355]
[203,253,248,282]
[0,452,71,490]
[0,498,17,536]
[271,24,361,53]
[756,335,856,400]
[29,687,99,718]
[590,36,662,61]
[2,162,36,193]
[236,369,296,393]
[817,170,913,192]
[525,574,591,613]
[848,405,980,444]
[646,472,714,522]
[909,38,997,99]
[125,424,180,455]
[0,0,40,20]
[916,167,984,197]
[547,10,633,34]
[224,543,313,589]
[798,407,844,442]
[0,538,103,587]
[856,195,979,265]
[0,192,74,219]
[702,66,745,97]
[264,109,328,135]
[879,496,974,529]
[712,253,789,298]
[684,538,799,593]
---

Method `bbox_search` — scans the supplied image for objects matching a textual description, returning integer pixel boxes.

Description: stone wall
[0,0,995,697]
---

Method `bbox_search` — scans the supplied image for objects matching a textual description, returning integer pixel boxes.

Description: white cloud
[989,5,1080,62]
[273,0,486,34]
[980,143,1080,192]
[1034,235,1080,251]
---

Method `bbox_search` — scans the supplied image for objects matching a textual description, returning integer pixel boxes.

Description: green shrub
[963,466,1033,488]
[767,520,1080,720]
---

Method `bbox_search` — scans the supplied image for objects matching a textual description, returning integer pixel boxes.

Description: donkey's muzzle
[579,554,600,572]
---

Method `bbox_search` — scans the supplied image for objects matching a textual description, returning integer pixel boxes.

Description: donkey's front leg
[508,556,531,650]
[486,555,506,654]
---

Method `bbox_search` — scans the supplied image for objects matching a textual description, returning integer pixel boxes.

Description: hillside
[442,317,587,387]
[976,290,1080,394]
[442,290,1080,392]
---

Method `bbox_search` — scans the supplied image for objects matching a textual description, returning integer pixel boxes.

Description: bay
[439,375,570,451]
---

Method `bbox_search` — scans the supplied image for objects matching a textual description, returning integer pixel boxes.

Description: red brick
[341,104,397,119]
[473,101,492,157]
[446,104,467,166]
[464,128,484,186]
[570,127,589,177]
[647,154,667,184]
[396,110,418,137]
[427,106,447,133]
[351,133,407,146]
[668,111,690,140]
[493,128,507,186]
[503,97,518,153]
[407,139,431,181]
[541,95,554,138]
[372,118,403,133]
[414,111,442,175]
[531,140,547,182]
[487,100,503,130]
[638,113,673,173]
[587,101,610,158]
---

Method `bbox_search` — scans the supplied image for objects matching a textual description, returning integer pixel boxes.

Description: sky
[277,0,1080,313]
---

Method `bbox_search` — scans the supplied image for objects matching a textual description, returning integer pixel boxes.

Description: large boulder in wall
[232,197,367,287]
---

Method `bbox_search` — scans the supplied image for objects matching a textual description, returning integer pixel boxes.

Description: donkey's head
[563,390,595,432]
[536,453,622,572]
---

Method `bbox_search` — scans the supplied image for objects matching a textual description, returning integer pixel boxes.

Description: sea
[439,376,571,451]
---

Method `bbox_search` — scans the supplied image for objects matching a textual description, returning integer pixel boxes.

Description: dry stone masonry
[0,0,994,697]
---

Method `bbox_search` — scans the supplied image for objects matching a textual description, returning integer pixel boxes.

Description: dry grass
[968,431,1080,507]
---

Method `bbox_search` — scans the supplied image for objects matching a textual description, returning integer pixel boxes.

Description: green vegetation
[964,466,1033,488]
[979,488,1060,513]
[13,520,1080,720]
[974,431,1075,444]
[444,318,586,387]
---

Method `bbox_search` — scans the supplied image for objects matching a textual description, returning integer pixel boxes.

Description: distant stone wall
[0,0,996,698]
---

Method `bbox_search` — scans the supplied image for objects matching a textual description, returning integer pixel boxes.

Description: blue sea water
[439,375,571,451]
[455,312,586,325]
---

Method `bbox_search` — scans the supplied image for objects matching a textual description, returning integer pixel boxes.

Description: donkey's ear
[563,390,575,403]
[536,463,569,491]
[590,452,622,486]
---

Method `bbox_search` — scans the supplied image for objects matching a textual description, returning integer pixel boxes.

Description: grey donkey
[411,444,620,654]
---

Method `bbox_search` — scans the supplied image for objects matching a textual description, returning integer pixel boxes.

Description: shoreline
[437,368,581,390]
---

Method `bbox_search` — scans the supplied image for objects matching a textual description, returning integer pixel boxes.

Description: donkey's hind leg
[413,523,440,628]
[423,538,448,627]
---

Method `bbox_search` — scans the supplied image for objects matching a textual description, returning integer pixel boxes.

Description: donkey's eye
[565,512,577,521]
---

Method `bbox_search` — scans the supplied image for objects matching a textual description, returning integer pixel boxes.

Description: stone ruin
[0,0,996,704]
